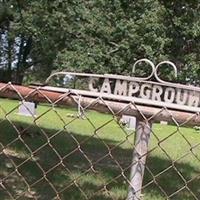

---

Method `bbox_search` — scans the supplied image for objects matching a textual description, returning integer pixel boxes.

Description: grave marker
[18,101,36,117]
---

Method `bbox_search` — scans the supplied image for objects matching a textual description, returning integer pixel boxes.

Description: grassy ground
[0,98,200,200]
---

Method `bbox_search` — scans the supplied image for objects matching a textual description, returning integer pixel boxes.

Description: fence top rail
[0,82,199,126]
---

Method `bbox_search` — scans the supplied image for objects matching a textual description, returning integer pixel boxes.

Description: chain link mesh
[0,83,200,200]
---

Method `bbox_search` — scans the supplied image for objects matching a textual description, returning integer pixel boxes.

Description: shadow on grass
[0,120,199,200]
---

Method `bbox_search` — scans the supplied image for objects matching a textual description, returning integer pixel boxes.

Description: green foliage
[0,0,199,84]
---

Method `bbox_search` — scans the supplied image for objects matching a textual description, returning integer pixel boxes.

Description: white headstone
[160,121,168,125]
[121,115,136,130]
[18,101,36,117]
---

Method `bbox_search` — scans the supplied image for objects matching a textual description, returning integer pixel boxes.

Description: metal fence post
[127,120,152,200]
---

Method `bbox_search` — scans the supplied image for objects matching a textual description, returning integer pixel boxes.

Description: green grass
[0,98,200,200]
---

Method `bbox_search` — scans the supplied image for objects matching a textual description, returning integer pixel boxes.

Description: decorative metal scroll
[43,59,200,113]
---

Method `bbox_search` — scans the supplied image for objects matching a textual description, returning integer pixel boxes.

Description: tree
[0,0,71,84]
[54,0,200,84]
[0,0,199,84]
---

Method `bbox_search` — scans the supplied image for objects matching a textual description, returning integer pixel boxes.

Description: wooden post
[127,120,152,200]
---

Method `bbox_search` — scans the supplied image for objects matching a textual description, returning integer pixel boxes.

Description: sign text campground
[44,60,200,114]
[88,77,200,111]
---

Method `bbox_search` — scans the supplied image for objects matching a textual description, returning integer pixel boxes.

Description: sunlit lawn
[0,98,200,200]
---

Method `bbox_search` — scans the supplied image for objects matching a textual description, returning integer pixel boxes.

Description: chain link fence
[0,82,200,200]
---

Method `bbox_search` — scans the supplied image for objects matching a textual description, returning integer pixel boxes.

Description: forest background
[0,0,199,85]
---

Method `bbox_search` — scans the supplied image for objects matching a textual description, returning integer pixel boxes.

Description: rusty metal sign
[43,59,200,113]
